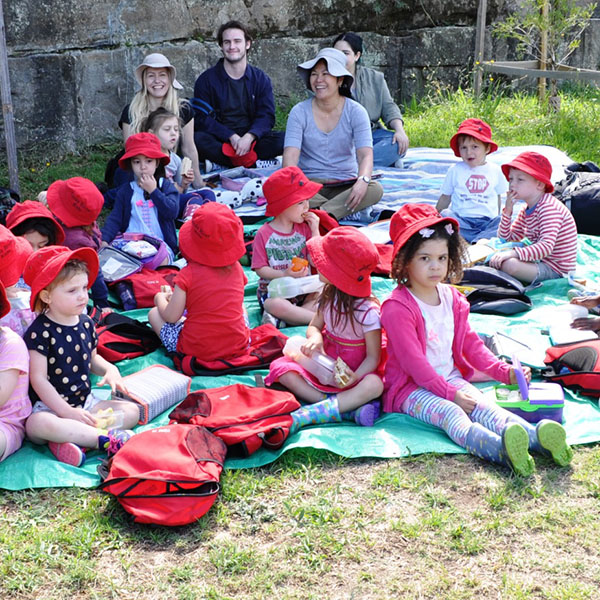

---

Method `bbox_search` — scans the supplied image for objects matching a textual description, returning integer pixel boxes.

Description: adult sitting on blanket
[118,53,203,187]
[193,20,284,170]
[333,32,409,167]
[282,48,384,221]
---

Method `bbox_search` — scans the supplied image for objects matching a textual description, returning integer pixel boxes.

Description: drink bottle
[282,336,335,385]
[267,275,323,298]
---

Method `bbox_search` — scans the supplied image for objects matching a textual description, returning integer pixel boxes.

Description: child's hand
[97,364,125,392]
[504,189,517,215]
[454,389,479,414]
[509,365,531,384]
[138,173,157,194]
[489,249,516,269]
[68,406,97,427]
[571,316,600,331]
[302,337,324,357]
[181,170,194,191]
[570,293,600,309]
[284,265,309,278]
[303,211,320,235]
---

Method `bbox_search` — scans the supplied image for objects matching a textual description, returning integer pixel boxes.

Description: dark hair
[11,217,58,246]
[142,107,181,134]
[123,157,166,183]
[391,221,466,286]
[310,58,353,99]
[333,32,363,58]
[317,283,379,336]
[217,21,252,47]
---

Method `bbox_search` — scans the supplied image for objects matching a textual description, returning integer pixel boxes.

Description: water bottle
[282,336,336,386]
[267,275,323,299]
[115,281,137,311]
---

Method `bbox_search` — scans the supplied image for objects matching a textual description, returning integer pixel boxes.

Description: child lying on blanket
[23,247,139,467]
[148,202,251,363]
[489,151,578,284]
[436,118,507,243]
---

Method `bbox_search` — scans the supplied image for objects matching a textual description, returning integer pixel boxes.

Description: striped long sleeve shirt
[497,193,577,275]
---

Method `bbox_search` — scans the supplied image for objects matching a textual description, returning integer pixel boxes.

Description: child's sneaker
[261,310,286,329]
[48,442,86,467]
[99,429,135,457]
[255,158,281,169]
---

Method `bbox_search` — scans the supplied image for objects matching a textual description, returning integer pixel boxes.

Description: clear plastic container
[268,275,323,299]
[95,408,125,430]
[283,336,336,386]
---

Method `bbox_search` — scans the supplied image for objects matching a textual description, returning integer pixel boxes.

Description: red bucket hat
[307,227,378,297]
[390,204,459,258]
[0,225,33,288]
[0,281,9,319]
[47,177,104,227]
[221,141,257,168]
[263,167,323,217]
[118,132,170,169]
[450,118,498,157]
[23,246,99,311]
[6,199,66,244]
[178,202,246,267]
[501,151,554,193]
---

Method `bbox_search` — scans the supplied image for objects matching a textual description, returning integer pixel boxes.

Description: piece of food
[334,357,353,387]
[181,157,192,173]
[291,257,309,272]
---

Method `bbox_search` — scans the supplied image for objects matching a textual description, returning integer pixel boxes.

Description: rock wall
[1,0,599,149]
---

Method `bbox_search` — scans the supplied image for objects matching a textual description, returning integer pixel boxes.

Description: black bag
[0,187,20,225]
[554,162,600,235]
[459,266,532,315]
[95,312,161,362]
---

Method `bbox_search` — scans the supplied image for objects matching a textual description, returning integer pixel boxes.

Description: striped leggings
[403,376,514,448]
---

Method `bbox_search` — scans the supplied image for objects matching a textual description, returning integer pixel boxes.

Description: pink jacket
[381,284,511,413]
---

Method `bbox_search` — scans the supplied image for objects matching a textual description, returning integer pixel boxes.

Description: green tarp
[1,235,600,491]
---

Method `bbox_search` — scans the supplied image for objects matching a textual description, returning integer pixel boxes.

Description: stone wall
[1,0,599,149]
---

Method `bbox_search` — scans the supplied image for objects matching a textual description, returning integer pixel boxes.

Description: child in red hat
[0,280,32,461]
[381,203,573,476]
[251,166,322,327]
[6,199,65,251]
[436,118,507,242]
[102,132,179,261]
[148,202,250,362]
[0,225,34,336]
[266,226,384,431]
[22,247,139,467]
[46,176,111,310]
[490,151,577,283]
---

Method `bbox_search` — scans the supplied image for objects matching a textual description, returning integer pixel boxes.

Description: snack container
[95,408,125,430]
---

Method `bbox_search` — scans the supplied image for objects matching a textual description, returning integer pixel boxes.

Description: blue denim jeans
[372,128,405,167]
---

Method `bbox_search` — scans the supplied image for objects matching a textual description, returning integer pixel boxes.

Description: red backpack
[95,312,161,362]
[109,266,180,309]
[99,424,226,526]
[169,384,300,457]
[171,324,287,376]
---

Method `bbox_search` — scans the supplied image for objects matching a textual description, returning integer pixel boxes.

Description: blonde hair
[128,68,183,134]
[35,259,89,314]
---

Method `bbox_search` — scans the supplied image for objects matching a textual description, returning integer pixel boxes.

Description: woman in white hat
[119,53,202,187]
[282,47,383,220]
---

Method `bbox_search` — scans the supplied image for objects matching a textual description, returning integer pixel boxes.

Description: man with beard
[193,21,284,169]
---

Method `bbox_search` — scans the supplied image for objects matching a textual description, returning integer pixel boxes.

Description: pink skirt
[265,329,381,393]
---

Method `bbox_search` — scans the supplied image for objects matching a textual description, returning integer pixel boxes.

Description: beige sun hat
[135,53,183,90]
[297,47,354,91]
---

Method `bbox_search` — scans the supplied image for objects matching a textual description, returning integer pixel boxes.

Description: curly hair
[318,283,380,336]
[390,221,466,286]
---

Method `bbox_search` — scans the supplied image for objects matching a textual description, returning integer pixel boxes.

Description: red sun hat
[449,118,498,157]
[118,132,170,170]
[0,225,33,288]
[178,202,246,267]
[390,204,459,258]
[23,246,99,311]
[501,151,554,193]
[47,177,104,227]
[307,227,378,297]
[221,141,258,168]
[0,281,9,319]
[263,166,323,217]
[6,199,66,244]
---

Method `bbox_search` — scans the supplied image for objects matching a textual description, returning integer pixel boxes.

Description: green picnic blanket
[1,235,600,491]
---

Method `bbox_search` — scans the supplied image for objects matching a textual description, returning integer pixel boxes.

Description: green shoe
[536,420,573,467]
[502,423,535,477]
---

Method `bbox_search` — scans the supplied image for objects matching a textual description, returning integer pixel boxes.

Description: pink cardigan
[381,285,511,413]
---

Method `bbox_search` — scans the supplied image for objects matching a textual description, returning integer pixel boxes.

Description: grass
[1,85,600,598]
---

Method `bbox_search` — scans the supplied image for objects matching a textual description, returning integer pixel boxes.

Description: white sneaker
[204,160,227,174]
[394,158,404,168]
[261,311,286,329]
[255,159,281,169]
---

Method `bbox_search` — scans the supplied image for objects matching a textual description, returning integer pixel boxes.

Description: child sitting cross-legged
[266,227,384,431]
[23,247,139,467]
[148,202,250,363]
[251,166,322,328]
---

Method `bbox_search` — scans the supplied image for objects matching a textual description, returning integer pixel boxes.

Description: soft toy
[240,178,266,206]
[214,189,242,209]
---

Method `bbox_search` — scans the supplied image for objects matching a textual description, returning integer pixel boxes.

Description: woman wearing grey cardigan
[334,32,409,167]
